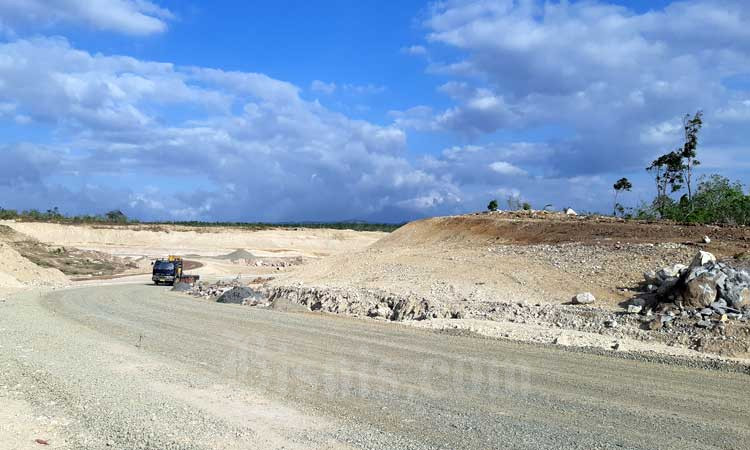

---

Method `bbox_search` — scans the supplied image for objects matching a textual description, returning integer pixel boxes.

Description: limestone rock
[690,251,716,269]
[626,304,643,314]
[571,292,595,305]
[682,274,718,308]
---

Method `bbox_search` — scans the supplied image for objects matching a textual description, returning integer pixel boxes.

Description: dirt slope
[377,210,750,254]
[274,211,748,309]
[0,241,69,290]
[1,221,386,258]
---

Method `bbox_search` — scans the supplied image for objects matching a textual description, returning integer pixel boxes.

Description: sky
[0,0,748,222]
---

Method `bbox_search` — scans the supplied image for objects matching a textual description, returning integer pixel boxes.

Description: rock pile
[637,251,750,330]
[217,286,266,305]
[265,286,464,321]
[184,279,246,299]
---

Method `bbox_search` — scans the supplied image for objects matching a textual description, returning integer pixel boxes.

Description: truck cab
[152,256,183,285]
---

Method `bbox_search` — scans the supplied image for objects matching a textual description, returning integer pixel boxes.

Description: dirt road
[2,284,749,449]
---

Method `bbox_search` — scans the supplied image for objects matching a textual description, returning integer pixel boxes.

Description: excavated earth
[265,211,750,361]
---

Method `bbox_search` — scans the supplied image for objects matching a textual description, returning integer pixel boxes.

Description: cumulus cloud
[415,0,750,177]
[0,0,173,35]
[310,80,336,94]
[488,161,527,176]
[0,37,459,221]
[3,1,750,220]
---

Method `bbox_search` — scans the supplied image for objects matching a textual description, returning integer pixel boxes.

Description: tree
[105,210,128,223]
[487,199,499,212]
[688,175,749,225]
[647,151,684,217]
[522,202,532,211]
[678,111,703,204]
[612,177,632,216]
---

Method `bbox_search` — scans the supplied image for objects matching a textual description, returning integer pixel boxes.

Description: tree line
[485,110,749,226]
[615,111,750,225]
[0,207,402,232]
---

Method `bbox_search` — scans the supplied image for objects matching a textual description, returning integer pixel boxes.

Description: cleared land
[2,284,749,449]
[1,212,749,448]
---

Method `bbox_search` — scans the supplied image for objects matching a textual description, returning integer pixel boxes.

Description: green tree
[487,199,499,212]
[688,175,749,225]
[522,202,532,211]
[612,177,632,216]
[647,151,684,217]
[678,111,703,204]
[105,210,128,223]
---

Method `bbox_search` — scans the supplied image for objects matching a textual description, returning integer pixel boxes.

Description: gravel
[3,284,750,449]
[216,286,263,304]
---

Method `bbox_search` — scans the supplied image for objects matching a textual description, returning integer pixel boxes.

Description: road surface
[1,284,748,449]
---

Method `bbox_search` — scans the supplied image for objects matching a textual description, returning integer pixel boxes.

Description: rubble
[632,251,750,333]
[571,292,595,305]
[690,251,716,269]
[217,287,266,305]
[265,286,464,321]
[182,279,247,299]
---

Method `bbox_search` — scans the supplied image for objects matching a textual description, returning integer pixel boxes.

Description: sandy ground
[3,284,748,449]
[0,221,385,292]
[270,213,724,310]
[2,214,749,362]
[2,214,750,448]
[1,221,386,258]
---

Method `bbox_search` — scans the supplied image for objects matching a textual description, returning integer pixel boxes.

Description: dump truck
[152,256,199,285]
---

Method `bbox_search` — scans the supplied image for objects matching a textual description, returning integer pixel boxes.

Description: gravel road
[1,284,749,449]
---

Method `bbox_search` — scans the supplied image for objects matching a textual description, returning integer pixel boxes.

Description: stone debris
[266,286,465,321]
[702,235,712,244]
[217,286,266,305]
[690,250,717,269]
[626,304,643,314]
[632,250,750,333]
[571,292,595,305]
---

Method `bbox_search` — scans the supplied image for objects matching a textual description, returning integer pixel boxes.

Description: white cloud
[489,161,527,176]
[310,80,336,94]
[0,37,457,221]
[0,0,173,35]
[310,81,384,96]
[416,0,750,177]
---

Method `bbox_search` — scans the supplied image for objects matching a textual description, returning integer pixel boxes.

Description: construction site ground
[1,213,749,448]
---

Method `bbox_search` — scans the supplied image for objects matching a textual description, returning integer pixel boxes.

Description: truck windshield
[154,262,175,272]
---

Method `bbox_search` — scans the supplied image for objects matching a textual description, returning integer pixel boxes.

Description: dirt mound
[217,249,257,260]
[0,241,69,289]
[0,224,137,278]
[375,211,750,255]
[1,220,386,258]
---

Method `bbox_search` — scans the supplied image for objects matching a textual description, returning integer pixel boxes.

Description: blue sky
[0,0,748,222]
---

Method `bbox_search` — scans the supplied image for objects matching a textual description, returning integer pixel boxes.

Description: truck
[152,256,199,286]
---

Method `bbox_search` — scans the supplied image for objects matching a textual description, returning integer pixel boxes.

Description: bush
[487,199,499,211]
[637,174,750,225]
